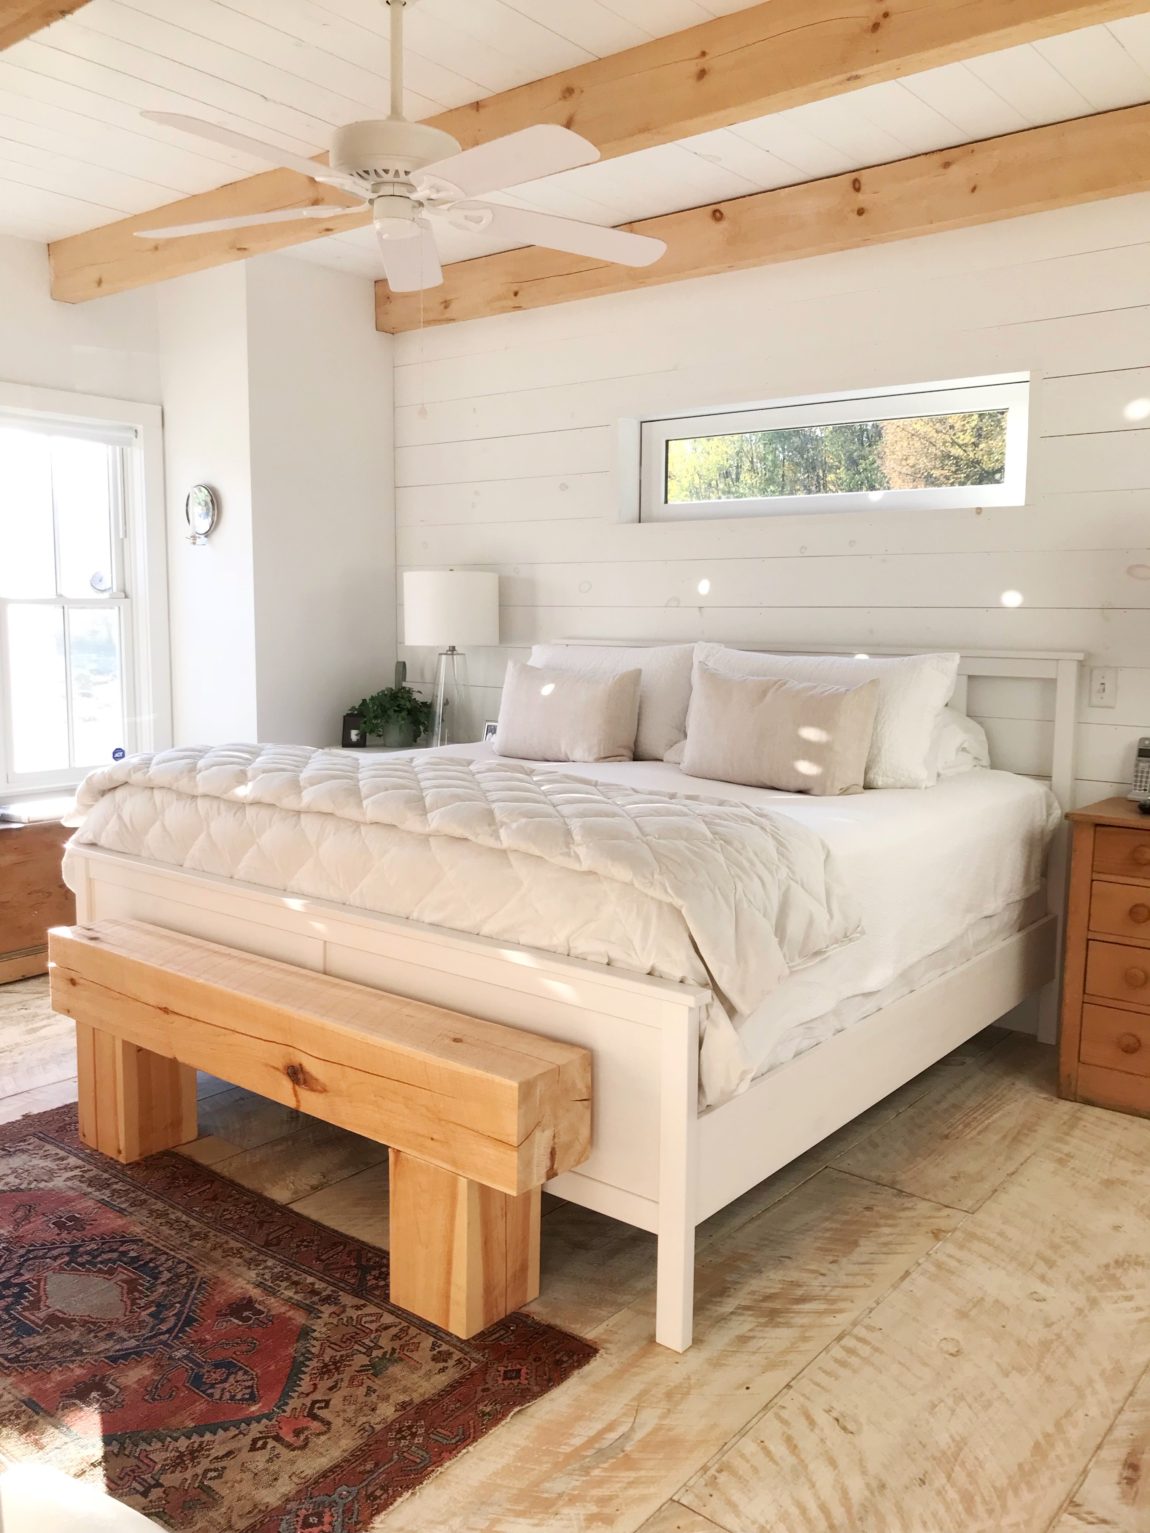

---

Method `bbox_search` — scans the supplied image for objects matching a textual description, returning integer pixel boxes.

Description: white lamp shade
[404,569,499,648]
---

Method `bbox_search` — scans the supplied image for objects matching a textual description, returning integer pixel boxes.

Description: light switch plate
[1090,666,1117,708]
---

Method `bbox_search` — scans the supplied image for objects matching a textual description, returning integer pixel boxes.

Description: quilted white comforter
[66,744,860,1103]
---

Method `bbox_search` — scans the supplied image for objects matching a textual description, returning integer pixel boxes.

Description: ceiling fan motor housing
[330,119,461,187]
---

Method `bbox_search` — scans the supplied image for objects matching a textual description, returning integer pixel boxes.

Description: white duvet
[67,744,861,1104]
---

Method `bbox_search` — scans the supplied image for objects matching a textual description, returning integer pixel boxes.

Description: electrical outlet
[1091,666,1118,709]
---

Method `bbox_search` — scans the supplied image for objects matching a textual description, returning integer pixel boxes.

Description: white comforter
[67,744,861,1103]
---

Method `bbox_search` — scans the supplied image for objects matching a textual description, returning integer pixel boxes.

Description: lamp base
[430,646,470,747]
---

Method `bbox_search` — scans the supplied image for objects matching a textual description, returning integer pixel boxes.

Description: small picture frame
[483,721,498,743]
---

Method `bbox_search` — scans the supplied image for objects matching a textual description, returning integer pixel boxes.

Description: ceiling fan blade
[418,125,599,198]
[376,224,443,292]
[140,110,357,191]
[461,203,666,268]
[134,204,366,240]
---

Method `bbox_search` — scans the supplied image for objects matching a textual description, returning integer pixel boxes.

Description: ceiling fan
[134,0,666,292]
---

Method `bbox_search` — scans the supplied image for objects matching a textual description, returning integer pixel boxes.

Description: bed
[60,645,1081,1351]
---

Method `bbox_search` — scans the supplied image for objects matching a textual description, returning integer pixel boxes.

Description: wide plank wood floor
[4,975,1149,1533]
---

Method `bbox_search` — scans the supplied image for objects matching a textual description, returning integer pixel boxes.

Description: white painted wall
[0,233,159,403]
[394,194,1150,803]
[246,255,394,746]
[157,264,258,743]
[157,256,394,746]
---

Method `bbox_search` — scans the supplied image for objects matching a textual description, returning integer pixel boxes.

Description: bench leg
[75,1020,197,1164]
[387,1149,541,1339]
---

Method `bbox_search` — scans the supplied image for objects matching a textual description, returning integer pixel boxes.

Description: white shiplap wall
[394,193,1150,804]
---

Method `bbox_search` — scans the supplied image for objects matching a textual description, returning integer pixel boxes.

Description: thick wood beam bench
[47,919,592,1339]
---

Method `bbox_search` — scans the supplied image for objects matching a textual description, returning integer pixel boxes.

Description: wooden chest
[0,819,76,983]
[1060,797,1150,1118]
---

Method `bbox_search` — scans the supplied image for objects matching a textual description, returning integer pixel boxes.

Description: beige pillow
[528,643,694,761]
[680,665,880,795]
[692,643,958,789]
[494,661,641,762]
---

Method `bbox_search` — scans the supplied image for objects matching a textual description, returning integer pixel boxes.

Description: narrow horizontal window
[639,377,1028,523]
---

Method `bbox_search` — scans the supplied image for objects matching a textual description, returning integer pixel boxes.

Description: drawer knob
[1131,904,1150,924]
[1118,1033,1143,1055]
[1134,845,1150,866]
[1125,966,1149,989]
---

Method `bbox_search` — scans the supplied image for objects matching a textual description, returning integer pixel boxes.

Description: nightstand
[1060,796,1150,1118]
[0,813,76,983]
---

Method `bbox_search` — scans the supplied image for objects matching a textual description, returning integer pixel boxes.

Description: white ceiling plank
[0,127,187,206]
[308,0,526,97]
[0,84,246,193]
[0,163,123,220]
[122,0,407,118]
[678,125,808,191]
[596,0,714,29]
[0,49,267,174]
[22,31,328,157]
[537,141,760,222]
[70,0,410,136]
[0,180,124,240]
[494,0,650,55]
[491,179,621,225]
[417,0,594,77]
[0,169,122,228]
[838,79,971,156]
[966,42,1096,126]
[142,0,483,119]
[731,109,856,179]
[898,60,1033,138]
[1037,27,1150,108]
[1107,15,1150,79]
[785,94,923,166]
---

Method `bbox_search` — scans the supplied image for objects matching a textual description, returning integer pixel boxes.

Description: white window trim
[638,376,1029,524]
[0,382,170,798]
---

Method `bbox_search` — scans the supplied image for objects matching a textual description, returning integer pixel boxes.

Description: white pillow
[930,706,991,777]
[528,643,694,761]
[691,644,960,789]
[494,661,641,762]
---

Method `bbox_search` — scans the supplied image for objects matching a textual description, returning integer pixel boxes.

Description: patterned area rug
[0,1106,595,1531]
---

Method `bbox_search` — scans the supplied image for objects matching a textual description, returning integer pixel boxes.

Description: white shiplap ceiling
[1,1,1150,275]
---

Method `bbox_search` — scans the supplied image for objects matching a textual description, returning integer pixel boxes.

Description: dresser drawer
[1080,1004,1150,1078]
[1093,825,1150,880]
[1085,940,1150,1008]
[1089,881,1150,942]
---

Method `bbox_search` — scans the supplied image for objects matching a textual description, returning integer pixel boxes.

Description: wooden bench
[47,920,592,1339]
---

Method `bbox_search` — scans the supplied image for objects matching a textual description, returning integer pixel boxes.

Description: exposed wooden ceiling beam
[375,103,1150,333]
[1,0,89,50]
[48,0,1150,303]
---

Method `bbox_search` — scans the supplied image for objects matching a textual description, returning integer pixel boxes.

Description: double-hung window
[638,376,1029,523]
[0,396,166,793]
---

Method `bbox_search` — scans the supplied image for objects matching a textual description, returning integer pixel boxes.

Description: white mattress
[439,746,1060,1086]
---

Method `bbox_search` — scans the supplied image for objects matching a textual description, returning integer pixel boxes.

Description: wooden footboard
[48,919,592,1340]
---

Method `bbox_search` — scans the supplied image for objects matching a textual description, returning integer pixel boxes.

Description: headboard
[556,641,1084,809]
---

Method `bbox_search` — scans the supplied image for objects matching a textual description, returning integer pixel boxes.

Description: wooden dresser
[0,818,76,983]
[1060,797,1150,1118]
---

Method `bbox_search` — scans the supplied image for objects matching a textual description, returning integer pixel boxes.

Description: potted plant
[353,685,433,749]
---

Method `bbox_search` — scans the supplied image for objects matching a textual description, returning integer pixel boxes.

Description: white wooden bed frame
[63,646,1082,1352]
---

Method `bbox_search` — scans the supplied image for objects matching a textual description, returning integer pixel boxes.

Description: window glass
[68,606,123,766]
[7,603,69,775]
[665,410,1008,504]
[53,436,116,597]
[0,429,55,598]
[1,421,130,784]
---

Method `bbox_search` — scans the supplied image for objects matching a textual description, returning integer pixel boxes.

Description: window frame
[638,376,1030,524]
[0,383,169,797]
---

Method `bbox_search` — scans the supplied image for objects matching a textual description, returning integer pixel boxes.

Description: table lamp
[403,569,499,746]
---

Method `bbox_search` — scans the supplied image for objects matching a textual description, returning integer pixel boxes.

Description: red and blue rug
[0,1105,595,1531]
